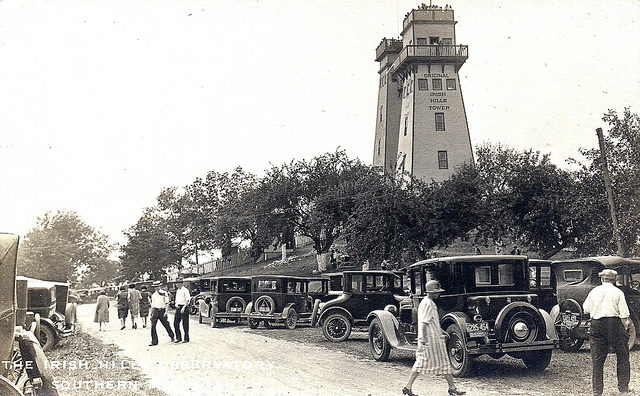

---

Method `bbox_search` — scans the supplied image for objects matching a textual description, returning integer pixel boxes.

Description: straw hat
[598,269,617,280]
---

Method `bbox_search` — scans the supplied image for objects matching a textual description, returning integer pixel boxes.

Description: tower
[373,4,473,182]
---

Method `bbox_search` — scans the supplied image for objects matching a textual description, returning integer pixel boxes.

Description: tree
[575,108,640,256]
[470,144,578,259]
[17,210,113,283]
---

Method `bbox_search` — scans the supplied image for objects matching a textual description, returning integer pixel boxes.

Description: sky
[1,0,639,246]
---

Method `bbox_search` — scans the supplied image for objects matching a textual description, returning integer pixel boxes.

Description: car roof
[16,276,69,287]
[552,256,640,268]
[341,270,399,275]
[211,276,251,281]
[409,255,527,270]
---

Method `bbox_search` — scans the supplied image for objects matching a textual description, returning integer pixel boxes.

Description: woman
[403,280,465,396]
[139,285,151,328]
[116,285,129,330]
[128,284,141,329]
[93,290,110,331]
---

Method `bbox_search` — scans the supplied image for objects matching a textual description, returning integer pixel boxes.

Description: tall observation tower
[372,4,473,182]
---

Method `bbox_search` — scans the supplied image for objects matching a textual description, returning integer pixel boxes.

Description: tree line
[16,109,640,283]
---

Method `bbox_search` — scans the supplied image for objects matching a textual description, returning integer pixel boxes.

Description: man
[583,269,632,396]
[403,280,465,396]
[149,281,175,346]
[173,278,191,343]
[128,284,142,329]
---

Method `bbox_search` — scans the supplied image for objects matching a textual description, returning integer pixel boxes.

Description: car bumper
[467,339,558,355]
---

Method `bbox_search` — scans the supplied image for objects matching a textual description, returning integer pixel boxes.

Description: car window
[529,267,537,288]
[308,280,324,293]
[540,266,552,287]
[498,264,514,286]
[475,266,491,286]
[411,269,422,295]
[257,280,278,292]
[563,270,583,282]
[329,276,343,291]
[351,275,364,293]
[222,280,247,293]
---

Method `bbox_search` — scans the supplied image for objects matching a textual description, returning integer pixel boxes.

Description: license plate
[230,307,240,312]
[561,313,579,328]
[466,322,489,337]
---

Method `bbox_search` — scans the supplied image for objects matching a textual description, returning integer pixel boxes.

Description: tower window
[380,106,384,122]
[418,79,428,90]
[404,116,408,136]
[435,113,445,131]
[377,139,381,156]
[441,38,452,45]
[416,38,427,45]
[438,151,449,169]
[429,37,439,44]
[432,79,442,90]
[446,79,456,90]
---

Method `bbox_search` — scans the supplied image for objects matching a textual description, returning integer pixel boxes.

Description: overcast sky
[1,0,639,245]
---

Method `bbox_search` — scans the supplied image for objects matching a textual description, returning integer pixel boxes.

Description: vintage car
[367,256,558,377]
[551,256,640,351]
[528,259,557,313]
[1,233,58,396]
[196,277,251,327]
[246,276,320,329]
[17,277,74,351]
[166,277,202,310]
[314,270,406,342]
[305,277,331,302]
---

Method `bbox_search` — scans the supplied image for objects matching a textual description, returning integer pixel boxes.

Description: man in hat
[148,281,174,346]
[173,278,191,343]
[403,280,465,396]
[583,268,632,396]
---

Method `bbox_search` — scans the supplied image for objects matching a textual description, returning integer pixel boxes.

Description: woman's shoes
[120,326,125,330]
[402,387,418,396]
[448,389,466,396]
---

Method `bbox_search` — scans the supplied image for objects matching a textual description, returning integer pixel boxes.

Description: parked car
[17,277,74,351]
[551,256,640,351]
[196,277,251,327]
[314,270,407,342]
[529,259,557,313]
[1,233,58,396]
[246,276,320,329]
[166,277,202,310]
[367,256,558,376]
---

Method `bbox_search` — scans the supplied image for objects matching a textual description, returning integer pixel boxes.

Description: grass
[47,330,168,396]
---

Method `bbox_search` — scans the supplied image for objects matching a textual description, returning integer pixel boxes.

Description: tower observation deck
[372,4,473,182]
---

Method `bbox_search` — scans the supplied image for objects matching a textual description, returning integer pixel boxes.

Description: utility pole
[596,127,626,257]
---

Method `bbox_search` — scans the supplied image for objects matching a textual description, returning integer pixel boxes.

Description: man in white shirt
[149,282,175,346]
[583,269,632,396]
[173,278,191,343]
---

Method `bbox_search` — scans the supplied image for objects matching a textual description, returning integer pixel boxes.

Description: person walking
[173,278,191,343]
[583,269,633,396]
[93,290,110,331]
[116,285,129,330]
[403,280,465,396]
[128,284,142,329]
[149,282,175,346]
[139,285,151,328]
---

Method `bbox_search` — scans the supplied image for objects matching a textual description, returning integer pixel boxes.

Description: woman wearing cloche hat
[403,280,465,396]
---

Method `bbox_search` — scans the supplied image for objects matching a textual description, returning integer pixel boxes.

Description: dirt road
[75,303,509,396]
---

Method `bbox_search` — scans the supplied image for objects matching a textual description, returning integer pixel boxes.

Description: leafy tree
[471,144,578,259]
[120,206,183,280]
[575,108,640,256]
[17,210,112,283]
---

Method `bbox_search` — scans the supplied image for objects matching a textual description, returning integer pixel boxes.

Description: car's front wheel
[446,324,473,377]
[284,309,298,330]
[522,349,552,371]
[627,319,637,351]
[39,325,55,352]
[368,318,391,361]
[322,313,352,342]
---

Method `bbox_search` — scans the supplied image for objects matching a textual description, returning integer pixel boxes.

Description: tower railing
[391,45,468,71]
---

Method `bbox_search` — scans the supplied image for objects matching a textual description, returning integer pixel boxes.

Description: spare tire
[254,295,275,315]
[495,302,546,344]
[225,297,247,314]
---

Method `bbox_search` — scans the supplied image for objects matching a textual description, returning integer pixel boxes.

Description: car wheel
[39,325,55,352]
[210,316,218,328]
[189,305,198,315]
[368,318,391,361]
[248,318,259,329]
[522,349,553,371]
[263,320,271,329]
[322,313,352,342]
[255,295,275,315]
[284,309,298,330]
[0,377,23,396]
[627,319,637,351]
[559,336,584,352]
[446,324,473,377]
[198,313,203,324]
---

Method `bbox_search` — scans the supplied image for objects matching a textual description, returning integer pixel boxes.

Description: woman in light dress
[93,290,110,331]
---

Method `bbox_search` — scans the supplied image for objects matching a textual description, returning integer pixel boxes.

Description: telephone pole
[596,127,626,257]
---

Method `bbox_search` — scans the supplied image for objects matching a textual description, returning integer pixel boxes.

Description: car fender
[538,308,558,340]
[319,293,351,313]
[440,312,471,341]
[318,306,354,326]
[366,310,401,349]
[550,304,560,323]
[244,301,253,315]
